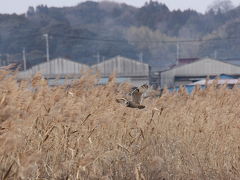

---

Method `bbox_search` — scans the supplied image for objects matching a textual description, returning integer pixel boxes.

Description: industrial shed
[92,56,150,86]
[18,58,89,86]
[18,58,89,79]
[161,58,240,88]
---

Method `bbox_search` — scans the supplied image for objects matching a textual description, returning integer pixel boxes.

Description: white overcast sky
[1,0,240,14]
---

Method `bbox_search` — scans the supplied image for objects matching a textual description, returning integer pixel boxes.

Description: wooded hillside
[0,0,240,68]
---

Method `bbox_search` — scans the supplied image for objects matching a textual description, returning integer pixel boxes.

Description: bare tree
[207,0,234,13]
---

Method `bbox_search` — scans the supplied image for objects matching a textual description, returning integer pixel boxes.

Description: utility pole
[176,41,180,65]
[43,33,51,76]
[102,56,105,75]
[43,34,50,62]
[214,50,217,59]
[139,52,143,62]
[93,52,101,71]
[96,52,100,64]
[22,48,27,71]
[6,54,9,65]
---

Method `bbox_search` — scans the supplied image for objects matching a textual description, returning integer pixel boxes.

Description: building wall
[161,58,240,88]
[98,77,148,86]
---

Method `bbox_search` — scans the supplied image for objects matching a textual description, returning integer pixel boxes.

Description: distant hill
[1,0,240,69]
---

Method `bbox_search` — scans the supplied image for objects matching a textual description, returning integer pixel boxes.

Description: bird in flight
[116,84,148,109]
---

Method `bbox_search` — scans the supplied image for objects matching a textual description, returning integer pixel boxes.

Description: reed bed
[1,69,240,179]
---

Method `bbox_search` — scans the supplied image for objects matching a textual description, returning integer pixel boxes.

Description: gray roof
[18,58,89,79]
[92,56,149,77]
[222,59,240,66]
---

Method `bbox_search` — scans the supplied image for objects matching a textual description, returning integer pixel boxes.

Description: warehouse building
[18,56,150,86]
[18,58,89,85]
[92,56,150,86]
[18,58,89,79]
[160,58,240,88]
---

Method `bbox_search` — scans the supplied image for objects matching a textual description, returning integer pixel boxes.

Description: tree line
[0,0,239,69]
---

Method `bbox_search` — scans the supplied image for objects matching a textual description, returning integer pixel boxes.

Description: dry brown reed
[1,69,240,179]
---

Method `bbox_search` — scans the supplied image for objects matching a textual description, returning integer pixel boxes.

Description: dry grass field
[1,69,240,179]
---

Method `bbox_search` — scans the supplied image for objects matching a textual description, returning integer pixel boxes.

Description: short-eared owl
[116,84,148,109]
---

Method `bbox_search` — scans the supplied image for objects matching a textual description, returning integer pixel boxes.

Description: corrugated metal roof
[161,58,240,73]
[18,58,89,79]
[223,60,240,66]
[92,56,149,77]
[178,58,199,65]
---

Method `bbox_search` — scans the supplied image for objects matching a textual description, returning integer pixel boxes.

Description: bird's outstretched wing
[138,84,149,93]
[0,63,16,70]
[116,98,145,109]
[116,84,148,109]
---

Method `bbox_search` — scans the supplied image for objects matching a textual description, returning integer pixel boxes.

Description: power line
[3,32,240,66]
[52,33,240,44]
[12,32,240,44]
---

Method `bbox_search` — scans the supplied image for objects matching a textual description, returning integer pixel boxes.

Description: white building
[92,56,150,86]
[161,58,240,88]
[18,58,89,86]
[18,58,89,79]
